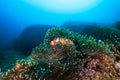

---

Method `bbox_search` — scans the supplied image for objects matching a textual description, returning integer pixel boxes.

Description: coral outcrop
[0,27,120,80]
[81,24,120,55]
[81,25,120,44]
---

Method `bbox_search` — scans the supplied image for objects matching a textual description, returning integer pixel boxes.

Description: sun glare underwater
[25,0,101,13]
[0,0,120,80]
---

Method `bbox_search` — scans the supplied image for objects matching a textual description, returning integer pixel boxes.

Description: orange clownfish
[50,38,74,46]
[16,63,21,70]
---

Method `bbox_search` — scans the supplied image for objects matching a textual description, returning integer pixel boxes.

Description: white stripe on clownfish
[56,38,59,42]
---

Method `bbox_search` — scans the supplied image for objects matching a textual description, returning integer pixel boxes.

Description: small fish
[16,63,21,70]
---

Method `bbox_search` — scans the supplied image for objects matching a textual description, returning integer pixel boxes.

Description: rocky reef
[0,27,120,80]
[81,25,120,44]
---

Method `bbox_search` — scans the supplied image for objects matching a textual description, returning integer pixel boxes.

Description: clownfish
[16,63,21,70]
[50,38,74,46]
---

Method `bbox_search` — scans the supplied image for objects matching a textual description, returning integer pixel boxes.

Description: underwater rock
[81,24,120,53]
[61,21,85,33]
[0,27,120,80]
[13,24,53,56]
[81,25,120,44]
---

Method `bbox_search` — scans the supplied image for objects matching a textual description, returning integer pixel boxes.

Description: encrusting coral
[0,27,120,80]
[79,52,120,80]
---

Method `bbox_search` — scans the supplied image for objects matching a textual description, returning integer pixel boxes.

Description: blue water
[0,0,120,48]
[0,0,120,72]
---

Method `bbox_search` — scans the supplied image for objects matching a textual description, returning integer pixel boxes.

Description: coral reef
[79,52,120,80]
[81,24,120,55]
[0,27,120,80]
[81,25,120,44]
[45,27,110,53]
